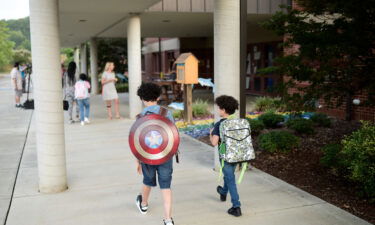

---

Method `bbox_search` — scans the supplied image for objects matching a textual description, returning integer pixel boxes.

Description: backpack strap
[237,162,247,184]
[158,106,180,164]
[159,106,168,117]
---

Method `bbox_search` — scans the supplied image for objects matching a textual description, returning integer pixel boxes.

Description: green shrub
[254,96,286,112]
[255,97,276,112]
[311,113,331,127]
[286,118,314,134]
[258,131,299,153]
[173,110,183,119]
[341,121,375,200]
[246,119,265,135]
[258,112,284,128]
[192,99,211,117]
[115,83,128,93]
[320,143,345,170]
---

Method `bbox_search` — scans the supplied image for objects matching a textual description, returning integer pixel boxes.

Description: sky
[0,0,29,20]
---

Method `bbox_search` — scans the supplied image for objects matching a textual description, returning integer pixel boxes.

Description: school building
[28,0,373,193]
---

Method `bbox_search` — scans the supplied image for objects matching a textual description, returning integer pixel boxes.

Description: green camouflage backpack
[219,118,255,163]
[218,118,255,184]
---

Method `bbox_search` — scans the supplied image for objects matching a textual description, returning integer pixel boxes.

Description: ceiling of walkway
[59,1,281,46]
[59,0,160,46]
[98,12,281,43]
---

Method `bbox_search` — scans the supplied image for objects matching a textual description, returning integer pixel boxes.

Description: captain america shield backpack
[129,107,180,165]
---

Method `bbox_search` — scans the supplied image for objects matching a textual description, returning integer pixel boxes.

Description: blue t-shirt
[141,105,174,122]
[211,118,227,144]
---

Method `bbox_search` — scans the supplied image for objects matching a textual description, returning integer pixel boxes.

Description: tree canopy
[1,17,30,50]
[0,21,15,70]
[262,0,375,120]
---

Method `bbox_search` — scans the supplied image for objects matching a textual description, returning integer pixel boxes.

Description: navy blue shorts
[141,159,173,189]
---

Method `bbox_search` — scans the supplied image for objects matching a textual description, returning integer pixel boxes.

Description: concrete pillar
[80,43,87,74]
[213,0,240,169]
[127,15,143,119]
[74,47,80,75]
[89,38,99,94]
[29,0,67,193]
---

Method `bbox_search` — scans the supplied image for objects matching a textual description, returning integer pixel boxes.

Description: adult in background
[63,62,79,123]
[101,62,121,119]
[10,62,23,107]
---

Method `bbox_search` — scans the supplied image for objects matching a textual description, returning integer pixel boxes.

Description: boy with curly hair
[135,82,175,225]
[210,95,242,217]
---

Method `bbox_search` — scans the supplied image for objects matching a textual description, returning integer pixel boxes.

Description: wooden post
[184,84,193,124]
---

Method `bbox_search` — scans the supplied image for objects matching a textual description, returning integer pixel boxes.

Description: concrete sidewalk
[0,73,33,225]
[0,75,371,225]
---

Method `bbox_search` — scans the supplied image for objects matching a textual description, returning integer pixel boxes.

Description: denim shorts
[141,159,173,189]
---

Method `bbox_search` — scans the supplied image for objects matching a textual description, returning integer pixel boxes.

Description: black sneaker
[136,194,148,214]
[217,186,227,202]
[228,207,242,217]
[163,218,174,225]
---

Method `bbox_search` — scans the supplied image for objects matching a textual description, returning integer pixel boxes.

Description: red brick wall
[281,1,374,122]
[285,1,375,121]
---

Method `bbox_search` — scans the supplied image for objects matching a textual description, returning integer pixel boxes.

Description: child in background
[75,73,91,126]
[210,95,242,217]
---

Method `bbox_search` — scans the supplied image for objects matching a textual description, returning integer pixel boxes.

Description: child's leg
[140,163,157,206]
[157,159,173,220]
[161,189,172,219]
[142,185,152,206]
[222,162,241,208]
[77,100,85,121]
[84,98,90,118]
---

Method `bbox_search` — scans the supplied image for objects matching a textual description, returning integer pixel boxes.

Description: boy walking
[210,95,244,217]
[135,82,175,225]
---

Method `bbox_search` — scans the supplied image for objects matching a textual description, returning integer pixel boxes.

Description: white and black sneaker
[136,194,148,214]
[163,218,174,225]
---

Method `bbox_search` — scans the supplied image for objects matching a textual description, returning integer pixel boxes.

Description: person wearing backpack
[135,82,175,225]
[210,95,255,217]
[75,73,91,126]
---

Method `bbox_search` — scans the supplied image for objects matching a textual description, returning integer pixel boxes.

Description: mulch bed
[197,119,375,223]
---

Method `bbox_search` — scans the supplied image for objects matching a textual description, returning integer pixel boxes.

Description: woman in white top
[101,62,121,119]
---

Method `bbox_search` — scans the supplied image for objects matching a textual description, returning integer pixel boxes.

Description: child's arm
[136,160,142,174]
[210,130,219,146]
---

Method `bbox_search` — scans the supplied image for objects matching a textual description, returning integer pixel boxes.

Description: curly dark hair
[137,82,162,101]
[215,95,239,115]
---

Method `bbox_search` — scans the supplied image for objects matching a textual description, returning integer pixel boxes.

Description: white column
[29,0,67,193]
[127,15,143,119]
[80,43,87,74]
[74,47,80,76]
[213,0,240,169]
[89,38,99,94]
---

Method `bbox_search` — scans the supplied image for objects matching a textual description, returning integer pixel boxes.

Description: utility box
[175,53,199,84]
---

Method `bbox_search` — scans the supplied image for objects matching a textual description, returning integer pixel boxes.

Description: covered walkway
[0,74,370,225]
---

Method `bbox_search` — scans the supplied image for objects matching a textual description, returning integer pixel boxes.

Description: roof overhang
[59,0,160,46]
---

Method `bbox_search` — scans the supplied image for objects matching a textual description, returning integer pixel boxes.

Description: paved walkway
[0,74,371,225]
